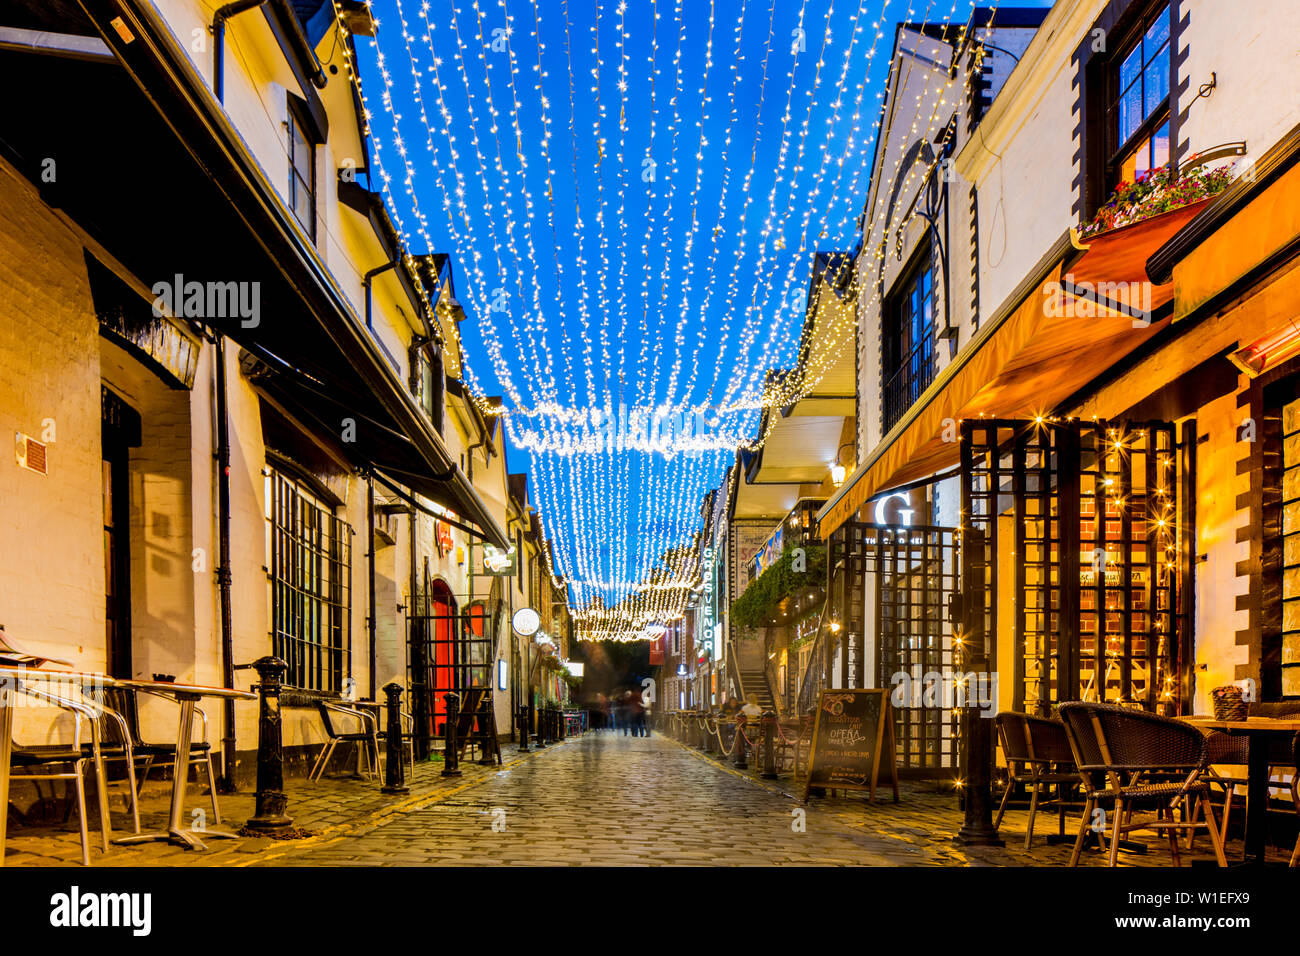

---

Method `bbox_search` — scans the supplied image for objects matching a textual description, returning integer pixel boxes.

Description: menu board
[801,689,898,804]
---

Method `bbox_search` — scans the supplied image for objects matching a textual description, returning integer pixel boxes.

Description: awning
[1147,124,1300,324]
[817,204,1206,539]
[242,345,507,544]
[11,0,508,548]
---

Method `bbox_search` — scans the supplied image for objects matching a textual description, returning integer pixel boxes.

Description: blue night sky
[355,0,1050,620]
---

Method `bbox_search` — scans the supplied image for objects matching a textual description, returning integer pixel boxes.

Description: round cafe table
[111,678,255,850]
[1184,716,1300,866]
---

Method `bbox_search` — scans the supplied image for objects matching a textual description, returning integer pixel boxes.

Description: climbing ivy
[730,545,827,631]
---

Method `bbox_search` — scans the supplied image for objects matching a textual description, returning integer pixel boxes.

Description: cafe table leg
[116,694,238,849]
[0,684,12,867]
[1245,734,1270,866]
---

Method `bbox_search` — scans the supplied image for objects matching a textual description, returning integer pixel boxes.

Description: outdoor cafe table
[112,678,255,851]
[1183,716,1300,866]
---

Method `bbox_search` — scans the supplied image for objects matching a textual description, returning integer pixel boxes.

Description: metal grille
[407,565,496,757]
[1078,421,1179,708]
[266,469,351,692]
[961,418,1181,714]
[872,526,961,772]
[823,521,961,775]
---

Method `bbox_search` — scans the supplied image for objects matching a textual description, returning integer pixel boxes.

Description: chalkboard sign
[801,689,898,804]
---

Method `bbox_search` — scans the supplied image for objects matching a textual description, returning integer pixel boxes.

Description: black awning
[9,0,509,548]
[240,346,507,545]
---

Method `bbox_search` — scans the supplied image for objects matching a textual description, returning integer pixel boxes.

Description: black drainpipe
[213,334,237,789]
[367,473,378,702]
[364,260,399,329]
[212,0,269,103]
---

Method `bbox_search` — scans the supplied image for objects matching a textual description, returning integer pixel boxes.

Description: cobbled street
[260,731,938,866]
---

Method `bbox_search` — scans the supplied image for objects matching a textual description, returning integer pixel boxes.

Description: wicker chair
[994,712,1079,849]
[1290,732,1300,868]
[1059,701,1227,867]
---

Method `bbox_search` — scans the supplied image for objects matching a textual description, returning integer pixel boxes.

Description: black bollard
[532,700,545,748]
[761,710,778,779]
[381,682,410,794]
[245,656,292,831]
[517,704,530,753]
[441,693,462,777]
[702,716,716,754]
[734,718,748,769]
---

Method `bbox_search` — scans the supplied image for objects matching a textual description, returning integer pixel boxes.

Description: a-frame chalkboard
[801,689,899,804]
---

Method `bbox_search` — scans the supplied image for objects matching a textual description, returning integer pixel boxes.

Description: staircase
[739,668,776,712]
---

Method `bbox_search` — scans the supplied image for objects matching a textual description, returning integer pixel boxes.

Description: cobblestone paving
[5,731,1289,866]
[262,731,941,866]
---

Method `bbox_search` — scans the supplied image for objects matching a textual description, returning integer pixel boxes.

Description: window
[287,102,316,239]
[1108,4,1170,188]
[882,249,935,432]
[266,467,351,692]
[410,342,445,434]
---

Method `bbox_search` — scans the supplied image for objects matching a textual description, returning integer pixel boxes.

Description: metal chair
[1059,701,1227,867]
[994,712,1079,849]
[101,685,219,824]
[8,682,106,865]
[309,701,381,782]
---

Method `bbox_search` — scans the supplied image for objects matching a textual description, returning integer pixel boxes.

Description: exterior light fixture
[830,462,846,487]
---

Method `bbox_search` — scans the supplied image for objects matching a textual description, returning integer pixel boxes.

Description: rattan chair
[1059,701,1227,867]
[994,712,1080,849]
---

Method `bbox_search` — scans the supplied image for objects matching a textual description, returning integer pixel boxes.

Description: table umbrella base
[114,826,239,850]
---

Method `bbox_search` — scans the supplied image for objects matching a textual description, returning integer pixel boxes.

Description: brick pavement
[4,731,1289,866]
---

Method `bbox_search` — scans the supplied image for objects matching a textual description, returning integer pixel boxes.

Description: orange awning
[817,204,1204,539]
[1170,159,1300,323]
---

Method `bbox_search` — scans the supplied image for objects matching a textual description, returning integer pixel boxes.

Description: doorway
[101,387,140,679]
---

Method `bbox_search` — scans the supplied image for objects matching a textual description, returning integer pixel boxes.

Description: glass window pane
[1133,136,1151,179]
[1151,121,1170,170]
[1119,45,1143,98]
[1119,82,1144,143]
[1143,11,1169,64]
[1144,47,1169,117]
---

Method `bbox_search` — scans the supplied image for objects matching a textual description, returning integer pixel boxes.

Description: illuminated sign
[701,547,716,654]
[497,659,508,690]
[512,607,540,637]
[872,491,915,526]
[482,545,516,575]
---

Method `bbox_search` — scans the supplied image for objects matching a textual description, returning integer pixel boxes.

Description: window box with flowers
[1079,160,1234,239]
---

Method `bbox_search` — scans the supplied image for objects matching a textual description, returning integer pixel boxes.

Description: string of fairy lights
[335,0,1007,640]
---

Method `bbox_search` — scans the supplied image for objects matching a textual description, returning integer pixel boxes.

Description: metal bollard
[245,656,292,831]
[734,718,748,769]
[761,710,778,779]
[532,700,545,748]
[441,693,462,777]
[517,704,530,752]
[381,682,410,794]
[702,717,716,755]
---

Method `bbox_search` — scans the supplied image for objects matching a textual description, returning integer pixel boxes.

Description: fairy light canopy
[343,0,1004,640]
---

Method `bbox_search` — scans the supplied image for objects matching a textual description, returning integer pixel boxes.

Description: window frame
[1104,2,1173,190]
[265,462,352,693]
[286,96,318,241]
[881,242,936,434]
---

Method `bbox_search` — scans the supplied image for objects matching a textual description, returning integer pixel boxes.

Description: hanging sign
[481,544,516,575]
